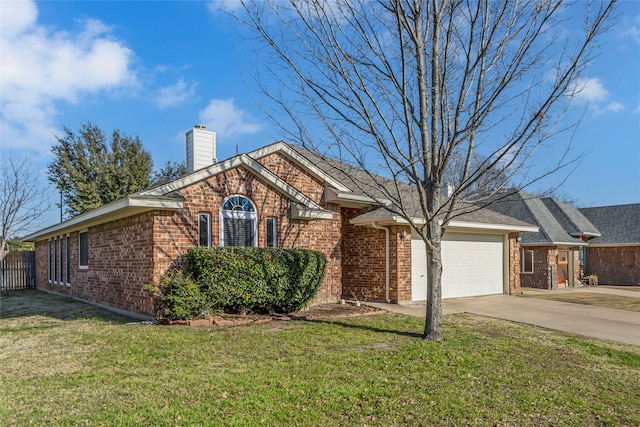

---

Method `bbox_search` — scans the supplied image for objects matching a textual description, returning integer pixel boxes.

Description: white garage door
[411,232,504,301]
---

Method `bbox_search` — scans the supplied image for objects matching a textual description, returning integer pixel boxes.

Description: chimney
[440,183,455,197]
[186,124,217,173]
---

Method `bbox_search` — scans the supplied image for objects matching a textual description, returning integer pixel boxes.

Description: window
[65,235,71,285]
[266,217,277,247]
[198,213,211,247]
[59,238,64,284]
[54,238,59,282]
[79,231,89,268]
[521,248,534,274]
[220,195,257,247]
[624,250,635,267]
[48,240,53,282]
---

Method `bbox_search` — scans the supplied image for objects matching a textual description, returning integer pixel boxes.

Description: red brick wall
[35,213,157,316]
[151,158,343,306]
[340,209,412,303]
[520,246,556,289]
[586,246,640,286]
[340,208,386,301]
[33,152,344,317]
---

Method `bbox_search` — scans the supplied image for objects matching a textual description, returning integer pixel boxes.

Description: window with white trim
[220,195,257,247]
[79,231,89,268]
[59,237,64,284]
[521,248,534,274]
[54,237,59,283]
[266,217,277,247]
[199,212,211,247]
[48,240,53,282]
[65,235,71,285]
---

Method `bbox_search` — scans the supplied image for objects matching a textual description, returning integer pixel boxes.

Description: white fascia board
[325,187,391,207]
[250,142,351,193]
[291,204,334,220]
[350,213,425,227]
[23,197,183,242]
[447,220,539,233]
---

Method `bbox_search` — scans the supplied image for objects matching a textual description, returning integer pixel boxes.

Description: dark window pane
[65,236,70,284]
[199,213,210,247]
[266,217,276,247]
[224,218,254,246]
[79,232,88,267]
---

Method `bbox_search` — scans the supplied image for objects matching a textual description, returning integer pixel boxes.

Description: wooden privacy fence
[1,251,36,291]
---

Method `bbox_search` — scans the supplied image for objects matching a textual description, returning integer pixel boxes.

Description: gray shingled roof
[288,146,534,228]
[486,190,597,246]
[580,204,640,245]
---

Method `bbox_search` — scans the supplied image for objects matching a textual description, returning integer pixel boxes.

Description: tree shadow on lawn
[302,316,424,339]
[0,290,135,324]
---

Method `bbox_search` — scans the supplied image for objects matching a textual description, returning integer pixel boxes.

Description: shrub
[152,269,215,321]
[186,246,326,314]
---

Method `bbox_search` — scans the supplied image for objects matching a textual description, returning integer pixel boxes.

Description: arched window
[220,195,257,247]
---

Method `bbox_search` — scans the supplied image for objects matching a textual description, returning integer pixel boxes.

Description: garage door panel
[412,232,504,301]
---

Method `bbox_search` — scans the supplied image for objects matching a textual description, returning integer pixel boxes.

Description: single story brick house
[486,190,601,289]
[25,126,536,318]
[580,204,640,286]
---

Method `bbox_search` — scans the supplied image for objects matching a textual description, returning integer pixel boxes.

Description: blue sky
[1,0,639,229]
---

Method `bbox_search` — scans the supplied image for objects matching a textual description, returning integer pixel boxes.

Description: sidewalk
[367,288,640,345]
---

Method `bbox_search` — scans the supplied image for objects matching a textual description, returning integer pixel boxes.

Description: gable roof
[486,190,599,246]
[24,149,334,242]
[579,203,640,246]
[25,141,539,241]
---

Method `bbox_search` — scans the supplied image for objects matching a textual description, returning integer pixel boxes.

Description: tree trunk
[423,222,443,340]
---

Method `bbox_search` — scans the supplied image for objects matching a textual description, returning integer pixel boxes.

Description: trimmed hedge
[186,246,326,314]
[152,247,327,320]
[151,269,214,321]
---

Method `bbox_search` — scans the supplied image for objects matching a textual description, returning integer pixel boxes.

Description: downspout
[371,223,391,303]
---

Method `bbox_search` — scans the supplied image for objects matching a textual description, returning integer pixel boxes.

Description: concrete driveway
[368,287,640,345]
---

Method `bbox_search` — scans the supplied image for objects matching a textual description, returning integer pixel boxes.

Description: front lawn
[1,291,639,426]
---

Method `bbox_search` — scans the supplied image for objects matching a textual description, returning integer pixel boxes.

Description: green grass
[1,291,639,426]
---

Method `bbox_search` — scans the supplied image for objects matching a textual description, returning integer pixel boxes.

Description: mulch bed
[168,302,387,327]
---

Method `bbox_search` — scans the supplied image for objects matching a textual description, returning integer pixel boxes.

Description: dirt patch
[166,302,387,327]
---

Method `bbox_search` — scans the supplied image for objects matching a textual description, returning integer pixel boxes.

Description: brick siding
[586,246,640,286]
[35,213,157,316]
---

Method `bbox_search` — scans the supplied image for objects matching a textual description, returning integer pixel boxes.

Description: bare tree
[1,154,50,264]
[240,0,616,340]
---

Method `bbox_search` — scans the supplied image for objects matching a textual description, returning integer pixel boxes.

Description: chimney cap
[194,124,207,129]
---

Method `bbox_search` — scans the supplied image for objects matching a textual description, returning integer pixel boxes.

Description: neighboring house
[580,204,640,286]
[24,126,536,318]
[486,190,601,289]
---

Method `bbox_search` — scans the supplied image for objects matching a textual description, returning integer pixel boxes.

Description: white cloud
[573,77,609,103]
[198,98,262,139]
[154,78,198,109]
[623,25,640,44]
[603,102,624,113]
[571,77,624,115]
[0,0,136,154]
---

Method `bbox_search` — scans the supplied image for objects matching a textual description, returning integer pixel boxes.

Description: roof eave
[447,220,539,233]
[324,187,391,207]
[290,204,334,220]
[23,197,184,242]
